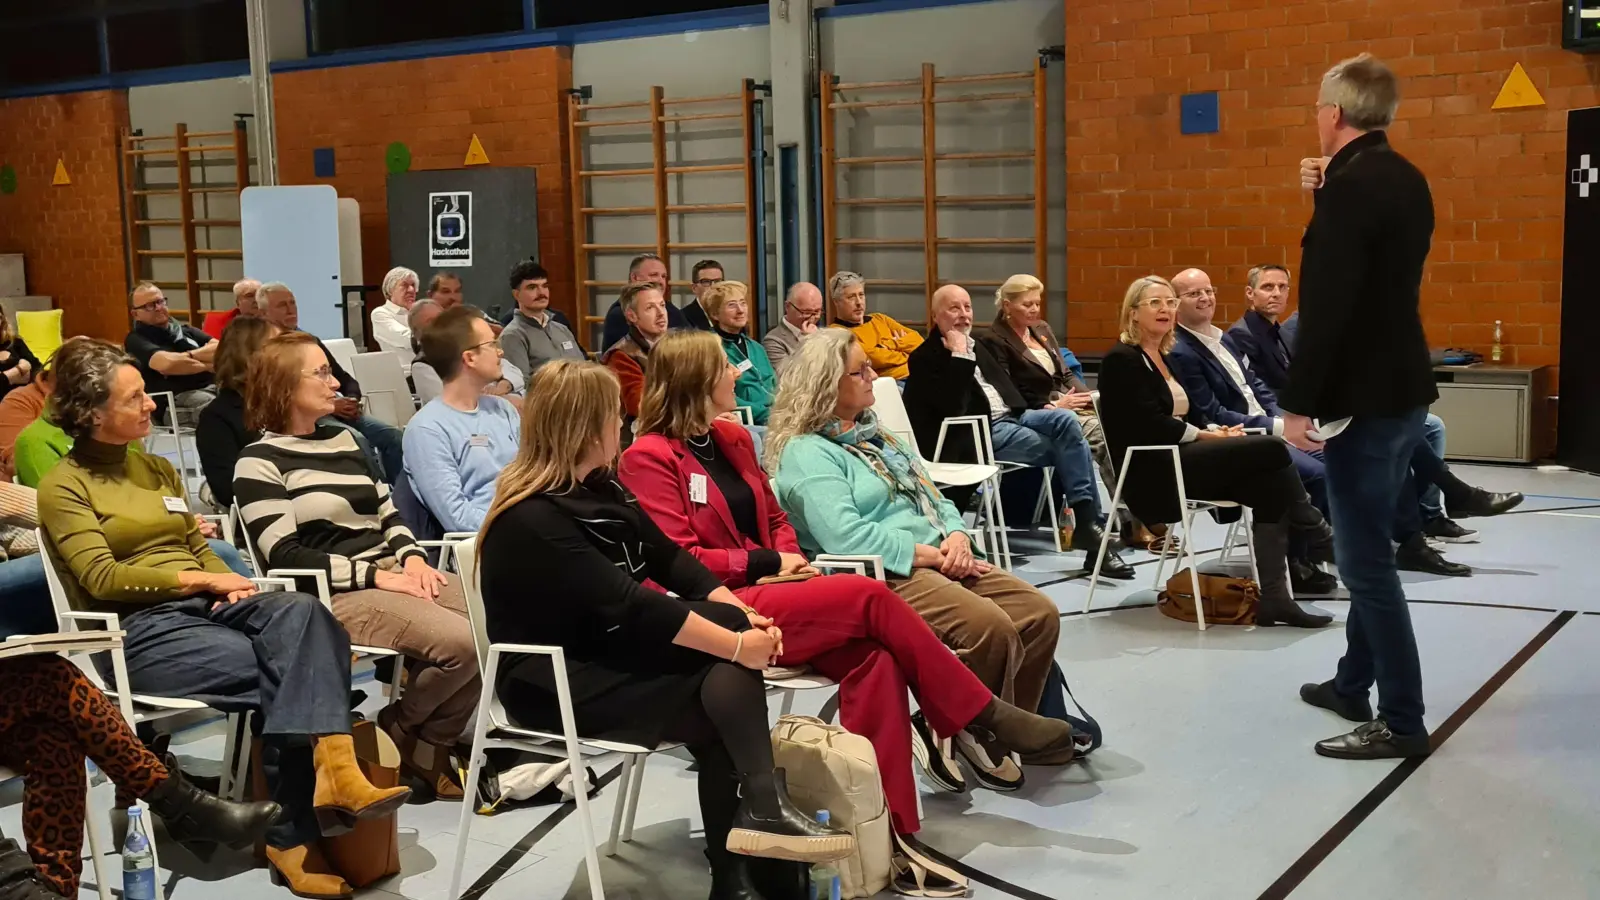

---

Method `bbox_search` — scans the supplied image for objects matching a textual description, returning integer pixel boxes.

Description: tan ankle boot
[311,734,412,835]
[265,843,352,899]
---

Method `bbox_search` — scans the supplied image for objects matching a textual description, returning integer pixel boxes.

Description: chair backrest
[323,337,359,374]
[350,351,415,427]
[870,377,922,456]
[231,501,263,576]
[35,528,74,627]
[453,535,514,730]
[16,309,64,363]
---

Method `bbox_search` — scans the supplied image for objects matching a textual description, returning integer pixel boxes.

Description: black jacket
[902,327,1025,465]
[1281,130,1438,419]
[1096,341,1211,524]
[0,336,41,402]
[1226,309,1292,394]
[978,316,1085,408]
[194,387,258,508]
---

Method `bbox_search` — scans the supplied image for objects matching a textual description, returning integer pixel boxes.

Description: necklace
[687,433,715,462]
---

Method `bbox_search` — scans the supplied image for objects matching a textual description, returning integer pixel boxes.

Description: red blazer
[619,419,800,589]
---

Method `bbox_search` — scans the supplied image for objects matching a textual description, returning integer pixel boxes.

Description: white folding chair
[449,536,680,900]
[931,416,1064,560]
[349,351,416,428]
[146,390,200,506]
[322,338,359,375]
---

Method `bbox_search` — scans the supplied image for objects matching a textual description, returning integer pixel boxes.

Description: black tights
[664,661,777,851]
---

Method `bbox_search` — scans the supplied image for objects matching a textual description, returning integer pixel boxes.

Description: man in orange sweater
[602,283,671,434]
[826,271,923,380]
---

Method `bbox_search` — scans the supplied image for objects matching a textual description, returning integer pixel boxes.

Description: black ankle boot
[0,839,65,900]
[727,769,855,864]
[705,847,768,900]
[146,770,282,851]
[1253,521,1333,628]
[1286,503,1336,565]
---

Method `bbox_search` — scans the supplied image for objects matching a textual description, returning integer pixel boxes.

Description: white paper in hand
[1307,417,1351,442]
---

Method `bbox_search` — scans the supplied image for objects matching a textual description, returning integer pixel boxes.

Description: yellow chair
[15,309,63,363]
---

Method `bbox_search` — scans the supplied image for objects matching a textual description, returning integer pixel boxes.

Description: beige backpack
[771,715,892,898]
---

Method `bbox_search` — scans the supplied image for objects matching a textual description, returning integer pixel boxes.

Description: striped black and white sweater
[233,425,423,592]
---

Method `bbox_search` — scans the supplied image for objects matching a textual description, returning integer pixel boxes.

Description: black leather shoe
[1446,487,1524,519]
[1299,680,1373,722]
[1090,550,1136,580]
[1070,518,1124,555]
[1314,718,1431,760]
[1395,534,1471,577]
[147,770,282,851]
[1422,516,1478,543]
[1289,559,1338,595]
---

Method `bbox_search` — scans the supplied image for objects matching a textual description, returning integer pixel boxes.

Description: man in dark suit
[1228,264,1295,394]
[1279,54,1436,760]
[904,285,1133,578]
[1169,267,1335,596]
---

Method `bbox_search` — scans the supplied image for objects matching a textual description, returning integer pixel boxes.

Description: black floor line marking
[1254,609,1576,900]
[1319,597,1565,615]
[1031,544,1227,590]
[905,836,1061,900]
[462,761,626,899]
[1514,502,1600,515]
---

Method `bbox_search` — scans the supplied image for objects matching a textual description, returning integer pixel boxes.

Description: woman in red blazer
[619,331,1081,839]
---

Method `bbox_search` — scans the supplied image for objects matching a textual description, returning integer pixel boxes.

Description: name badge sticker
[561,341,575,350]
[689,473,709,505]
[469,434,490,448]
[162,495,189,514]
[736,359,754,373]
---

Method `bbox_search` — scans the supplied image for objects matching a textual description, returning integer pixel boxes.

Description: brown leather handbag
[1157,568,1260,625]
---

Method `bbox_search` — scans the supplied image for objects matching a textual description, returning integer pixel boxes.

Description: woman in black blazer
[0,308,41,401]
[478,359,853,896]
[1096,275,1336,628]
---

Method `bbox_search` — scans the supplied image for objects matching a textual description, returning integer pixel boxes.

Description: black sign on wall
[429,191,473,268]
[1559,107,1600,470]
[388,168,540,321]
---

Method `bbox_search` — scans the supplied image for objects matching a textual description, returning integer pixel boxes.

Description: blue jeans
[1417,413,1446,519]
[320,413,404,484]
[991,408,1099,512]
[1325,408,1428,736]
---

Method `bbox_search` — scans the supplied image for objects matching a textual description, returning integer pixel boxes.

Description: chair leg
[1151,529,1173,589]
[231,713,254,802]
[84,765,113,900]
[986,477,1013,570]
[447,703,495,900]
[1041,468,1063,554]
[1084,465,1132,614]
[389,654,405,703]
[1243,510,1261,586]
[1183,508,1207,631]
[620,754,647,844]
[219,712,240,799]
[778,688,795,718]
[606,754,634,857]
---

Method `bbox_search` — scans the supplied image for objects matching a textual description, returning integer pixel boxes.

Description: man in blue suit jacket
[1227,264,1295,393]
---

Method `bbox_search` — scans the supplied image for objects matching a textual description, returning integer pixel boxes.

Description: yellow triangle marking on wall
[52,159,70,186]
[464,134,490,166]
[1492,63,1545,110]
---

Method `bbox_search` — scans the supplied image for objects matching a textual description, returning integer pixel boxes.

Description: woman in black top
[478,359,853,896]
[196,316,278,507]
[0,306,41,401]
[1097,275,1337,628]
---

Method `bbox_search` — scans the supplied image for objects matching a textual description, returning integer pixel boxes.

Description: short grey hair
[1319,54,1399,132]
[382,266,419,301]
[407,299,441,331]
[48,338,135,443]
[258,281,293,301]
[827,271,864,300]
[233,278,260,300]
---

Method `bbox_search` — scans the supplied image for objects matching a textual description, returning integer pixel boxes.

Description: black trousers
[1177,434,1300,522]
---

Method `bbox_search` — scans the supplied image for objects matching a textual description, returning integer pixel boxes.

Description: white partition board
[242,185,343,339]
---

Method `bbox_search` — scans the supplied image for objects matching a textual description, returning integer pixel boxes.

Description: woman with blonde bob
[477,359,854,897]
[620,331,1077,849]
[1096,275,1338,628]
[765,329,1067,792]
[702,280,778,425]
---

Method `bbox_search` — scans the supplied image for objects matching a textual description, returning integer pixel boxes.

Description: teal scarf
[821,411,947,534]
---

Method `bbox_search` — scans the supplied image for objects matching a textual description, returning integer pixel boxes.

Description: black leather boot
[1071,503,1135,579]
[1253,521,1333,628]
[146,769,282,851]
[0,838,65,900]
[726,769,855,864]
[705,847,768,900]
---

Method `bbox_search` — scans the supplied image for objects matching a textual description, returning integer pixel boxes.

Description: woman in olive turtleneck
[703,280,778,426]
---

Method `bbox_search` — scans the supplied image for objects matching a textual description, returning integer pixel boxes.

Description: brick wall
[1065,0,1598,367]
[274,46,575,324]
[0,90,131,341]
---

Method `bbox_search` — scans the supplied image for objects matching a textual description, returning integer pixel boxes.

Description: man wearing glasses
[124,282,218,424]
[762,282,823,375]
[680,258,724,332]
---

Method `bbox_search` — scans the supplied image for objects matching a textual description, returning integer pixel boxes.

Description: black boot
[146,769,282,851]
[727,769,855,864]
[1071,502,1135,579]
[0,839,65,900]
[1289,558,1338,596]
[1285,500,1336,565]
[705,847,768,900]
[1253,521,1333,628]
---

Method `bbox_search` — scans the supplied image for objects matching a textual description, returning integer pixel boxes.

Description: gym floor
[6,462,1596,899]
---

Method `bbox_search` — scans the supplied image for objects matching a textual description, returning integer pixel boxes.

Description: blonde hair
[637,330,725,440]
[700,280,749,323]
[1119,275,1177,354]
[480,360,622,540]
[763,329,856,471]
[1319,53,1399,131]
[995,273,1044,311]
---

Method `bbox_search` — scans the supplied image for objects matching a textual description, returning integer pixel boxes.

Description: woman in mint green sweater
[766,329,1064,791]
[704,280,778,425]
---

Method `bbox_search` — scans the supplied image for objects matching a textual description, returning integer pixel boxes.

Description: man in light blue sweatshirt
[403,307,521,533]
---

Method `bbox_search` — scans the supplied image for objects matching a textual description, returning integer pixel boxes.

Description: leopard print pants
[0,655,169,896]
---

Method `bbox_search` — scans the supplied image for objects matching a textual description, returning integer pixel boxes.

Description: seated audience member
[1168,267,1335,594]
[622,332,1079,828]
[124,282,217,422]
[906,285,1134,579]
[411,300,524,409]
[0,655,278,899]
[196,317,280,509]
[0,482,53,637]
[35,338,407,899]
[370,266,421,369]
[602,283,670,427]
[261,281,405,483]
[203,278,262,341]
[826,271,922,380]
[501,259,584,385]
[1097,275,1337,628]
[705,280,778,425]
[235,332,481,800]
[0,358,50,481]
[1227,264,1296,394]
[682,258,724,331]
[403,307,520,534]
[478,360,855,893]
[427,272,464,310]
[601,253,688,350]
[762,282,823,375]
[766,329,1062,788]
[0,304,40,402]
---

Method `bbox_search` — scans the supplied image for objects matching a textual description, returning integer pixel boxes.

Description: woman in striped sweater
[234,332,480,802]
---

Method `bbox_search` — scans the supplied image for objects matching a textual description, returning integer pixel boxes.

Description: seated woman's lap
[1179,434,1294,507]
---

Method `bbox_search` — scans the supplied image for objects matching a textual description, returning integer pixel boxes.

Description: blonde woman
[370,266,420,367]
[1097,275,1337,628]
[477,360,853,895]
[765,329,1064,792]
[703,280,778,424]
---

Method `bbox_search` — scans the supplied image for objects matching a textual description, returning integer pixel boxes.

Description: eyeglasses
[786,301,822,317]
[1177,287,1216,301]
[846,365,875,383]
[132,297,169,312]
[1138,296,1180,310]
[694,278,721,287]
[721,299,749,312]
[468,338,502,353]
[303,365,336,382]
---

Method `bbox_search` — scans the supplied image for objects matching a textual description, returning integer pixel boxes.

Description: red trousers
[741,573,992,834]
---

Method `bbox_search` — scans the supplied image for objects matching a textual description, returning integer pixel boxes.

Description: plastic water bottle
[122,806,158,900]
[807,810,841,900]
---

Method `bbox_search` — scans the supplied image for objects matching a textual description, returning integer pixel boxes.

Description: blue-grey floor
[11,463,1599,899]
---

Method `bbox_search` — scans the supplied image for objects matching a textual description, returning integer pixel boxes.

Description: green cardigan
[773,432,969,578]
[14,416,142,488]
[719,331,778,426]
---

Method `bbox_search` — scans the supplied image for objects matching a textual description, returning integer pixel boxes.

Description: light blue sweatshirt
[401,394,520,533]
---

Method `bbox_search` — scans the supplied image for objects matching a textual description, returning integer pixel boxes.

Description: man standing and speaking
[1279,54,1437,761]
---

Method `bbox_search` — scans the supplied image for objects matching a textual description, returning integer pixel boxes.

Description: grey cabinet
[1431,365,1554,463]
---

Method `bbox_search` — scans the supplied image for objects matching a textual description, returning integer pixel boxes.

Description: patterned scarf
[822,411,947,535]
